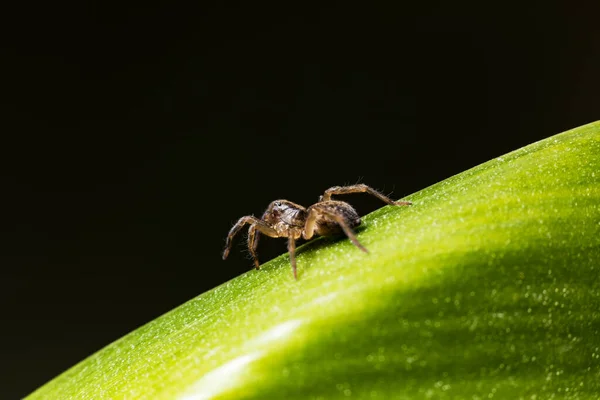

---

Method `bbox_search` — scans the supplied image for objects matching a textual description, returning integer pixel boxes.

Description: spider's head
[263,200,307,227]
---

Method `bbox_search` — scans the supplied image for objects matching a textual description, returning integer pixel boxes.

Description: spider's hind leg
[323,210,369,253]
[321,183,411,206]
[306,203,368,254]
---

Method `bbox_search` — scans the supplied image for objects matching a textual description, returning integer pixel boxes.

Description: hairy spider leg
[302,207,319,241]
[320,183,412,206]
[319,208,369,254]
[288,236,297,279]
[223,216,278,268]
[247,225,261,269]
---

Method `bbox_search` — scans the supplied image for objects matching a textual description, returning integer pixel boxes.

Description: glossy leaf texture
[28,122,600,399]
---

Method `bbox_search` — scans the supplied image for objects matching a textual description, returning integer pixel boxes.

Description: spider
[222,184,412,279]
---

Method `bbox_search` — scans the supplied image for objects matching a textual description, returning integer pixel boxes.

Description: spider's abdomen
[310,200,361,237]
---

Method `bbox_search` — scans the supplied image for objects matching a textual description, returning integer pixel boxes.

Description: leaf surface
[28,122,600,399]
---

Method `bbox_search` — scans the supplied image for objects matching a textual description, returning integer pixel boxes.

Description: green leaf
[28,122,600,399]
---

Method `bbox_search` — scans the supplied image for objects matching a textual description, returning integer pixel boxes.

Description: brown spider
[222,184,412,279]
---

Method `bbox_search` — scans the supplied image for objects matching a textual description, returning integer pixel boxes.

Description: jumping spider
[222,184,412,279]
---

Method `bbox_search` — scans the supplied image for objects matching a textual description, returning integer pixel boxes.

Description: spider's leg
[320,209,369,253]
[301,208,318,240]
[321,183,412,206]
[223,216,277,263]
[288,236,298,279]
[248,225,261,269]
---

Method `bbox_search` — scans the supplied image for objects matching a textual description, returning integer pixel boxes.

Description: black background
[3,2,599,398]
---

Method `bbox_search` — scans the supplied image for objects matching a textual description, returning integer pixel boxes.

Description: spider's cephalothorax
[222,184,412,279]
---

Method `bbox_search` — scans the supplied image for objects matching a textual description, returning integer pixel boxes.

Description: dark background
[3,2,599,398]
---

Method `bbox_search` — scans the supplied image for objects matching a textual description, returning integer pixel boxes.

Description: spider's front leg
[247,225,260,269]
[223,216,278,270]
[320,183,412,206]
[288,236,298,280]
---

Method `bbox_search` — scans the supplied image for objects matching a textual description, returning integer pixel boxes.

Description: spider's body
[223,184,411,279]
